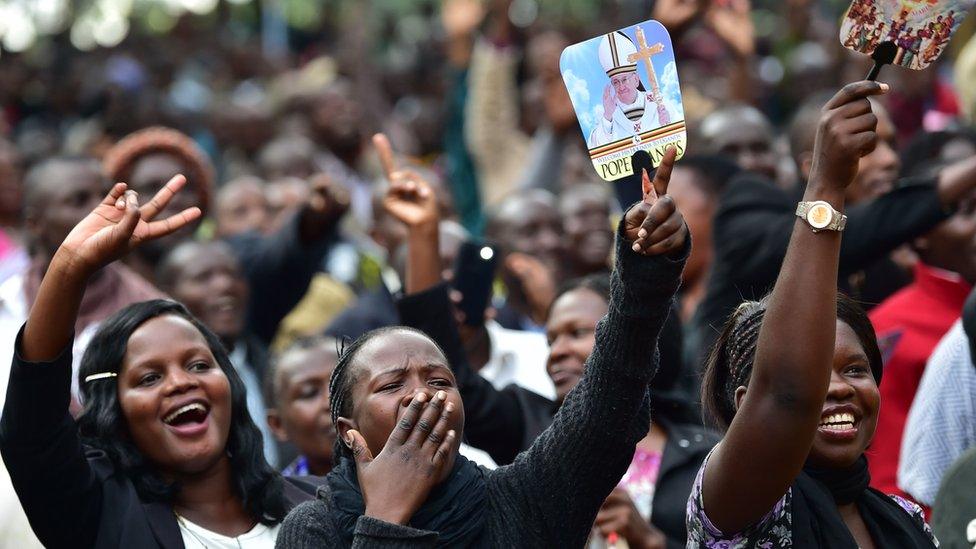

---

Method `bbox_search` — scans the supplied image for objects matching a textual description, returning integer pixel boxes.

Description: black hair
[552,274,611,308]
[674,155,742,198]
[23,155,104,215]
[328,326,449,464]
[899,128,976,178]
[76,299,287,524]
[701,293,883,431]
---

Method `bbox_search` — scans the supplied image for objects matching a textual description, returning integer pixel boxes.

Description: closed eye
[378,383,402,392]
[430,378,454,388]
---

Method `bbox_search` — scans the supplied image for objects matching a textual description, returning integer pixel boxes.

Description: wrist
[51,247,97,283]
[803,180,847,211]
[408,221,439,240]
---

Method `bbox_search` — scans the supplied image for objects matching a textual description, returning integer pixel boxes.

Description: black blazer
[0,330,319,549]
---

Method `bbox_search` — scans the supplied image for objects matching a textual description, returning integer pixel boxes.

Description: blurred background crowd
[3,0,976,547]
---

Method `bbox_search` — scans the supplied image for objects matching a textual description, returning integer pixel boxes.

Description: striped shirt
[899,321,976,507]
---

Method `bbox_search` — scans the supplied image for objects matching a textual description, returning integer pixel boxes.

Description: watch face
[807,203,833,229]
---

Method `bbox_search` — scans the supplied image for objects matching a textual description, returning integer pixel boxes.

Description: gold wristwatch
[796,200,846,233]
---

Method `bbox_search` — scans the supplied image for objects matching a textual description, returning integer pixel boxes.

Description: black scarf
[791,455,934,548]
[327,454,488,547]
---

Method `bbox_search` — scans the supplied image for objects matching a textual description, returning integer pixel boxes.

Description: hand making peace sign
[623,146,688,256]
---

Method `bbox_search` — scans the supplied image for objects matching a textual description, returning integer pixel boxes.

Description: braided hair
[701,293,883,432]
[327,326,450,464]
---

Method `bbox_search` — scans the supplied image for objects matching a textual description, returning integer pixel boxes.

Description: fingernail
[632,242,641,252]
[447,430,456,438]
[116,198,125,208]
[879,82,889,92]
[416,393,428,403]
[638,228,647,238]
[436,390,446,401]
[446,402,455,412]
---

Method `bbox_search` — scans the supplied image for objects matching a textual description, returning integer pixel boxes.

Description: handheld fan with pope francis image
[559,20,686,182]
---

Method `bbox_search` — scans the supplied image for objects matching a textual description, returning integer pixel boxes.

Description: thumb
[347,429,374,465]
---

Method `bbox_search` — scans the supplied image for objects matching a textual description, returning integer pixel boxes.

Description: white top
[177,515,281,549]
[480,320,555,400]
[227,343,278,467]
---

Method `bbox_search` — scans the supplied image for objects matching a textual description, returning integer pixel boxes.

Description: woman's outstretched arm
[2,177,200,549]
[701,81,888,534]
[491,149,690,547]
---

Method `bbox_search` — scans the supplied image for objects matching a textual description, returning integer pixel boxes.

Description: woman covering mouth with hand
[0,176,318,549]
[273,135,690,547]
[689,82,938,548]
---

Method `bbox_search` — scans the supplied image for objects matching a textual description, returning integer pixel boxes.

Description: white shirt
[899,320,976,506]
[177,515,280,549]
[0,273,100,414]
[479,320,555,400]
[228,343,278,467]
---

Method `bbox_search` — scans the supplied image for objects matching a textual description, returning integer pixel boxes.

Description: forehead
[353,330,447,375]
[835,320,869,360]
[38,162,104,199]
[562,191,609,216]
[548,288,608,326]
[279,345,339,381]
[129,153,185,183]
[124,315,211,367]
[503,198,559,229]
[172,245,241,278]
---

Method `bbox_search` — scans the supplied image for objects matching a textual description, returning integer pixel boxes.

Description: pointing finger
[373,133,397,180]
[652,146,678,197]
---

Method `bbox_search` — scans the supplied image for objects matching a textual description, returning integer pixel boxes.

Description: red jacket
[868,263,971,500]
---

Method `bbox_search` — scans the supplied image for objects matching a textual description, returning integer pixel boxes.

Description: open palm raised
[60,175,202,276]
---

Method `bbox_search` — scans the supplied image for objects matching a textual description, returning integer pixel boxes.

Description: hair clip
[84,372,118,383]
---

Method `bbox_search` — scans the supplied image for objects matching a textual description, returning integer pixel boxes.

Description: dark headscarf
[791,456,935,548]
[327,454,488,547]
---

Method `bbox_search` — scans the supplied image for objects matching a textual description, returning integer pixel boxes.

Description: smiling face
[545,288,609,402]
[807,321,880,468]
[163,242,249,346]
[610,72,640,106]
[336,330,464,483]
[118,315,233,476]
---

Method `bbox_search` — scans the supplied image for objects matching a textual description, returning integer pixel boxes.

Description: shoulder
[277,498,338,547]
[888,494,939,545]
[716,174,791,214]
[686,446,793,547]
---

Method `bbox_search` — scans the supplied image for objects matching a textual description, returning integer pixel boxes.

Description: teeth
[164,403,206,424]
[821,422,855,431]
[819,412,855,426]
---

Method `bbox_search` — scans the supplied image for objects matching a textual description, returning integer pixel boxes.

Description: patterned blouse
[685,450,938,548]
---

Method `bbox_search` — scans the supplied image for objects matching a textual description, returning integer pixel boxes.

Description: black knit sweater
[275,221,687,548]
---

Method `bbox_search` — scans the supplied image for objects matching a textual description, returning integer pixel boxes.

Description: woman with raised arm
[0,177,319,549]
[689,82,938,548]
[274,136,689,547]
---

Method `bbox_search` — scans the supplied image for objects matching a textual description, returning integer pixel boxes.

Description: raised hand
[442,0,486,39]
[809,81,888,191]
[375,133,439,229]
[594,488,667,549]
[58,175,201,278]
[623,146,688,256]
[505,253,556,324]
[603,85,616,122]
[653,0,707,34]
[299,173,350,240]
[705,0,755,58]
[346,391,458,525]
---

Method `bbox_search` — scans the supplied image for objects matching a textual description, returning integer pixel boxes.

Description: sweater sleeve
[227,210,336,345]
[276,500,438,549]
[0,327,101,549]
[487,216,688,547]
[397,286,527,464]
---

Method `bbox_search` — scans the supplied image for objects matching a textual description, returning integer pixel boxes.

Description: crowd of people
[1,0,976,547]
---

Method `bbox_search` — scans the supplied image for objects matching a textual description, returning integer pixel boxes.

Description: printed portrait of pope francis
[588,31,670,149]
